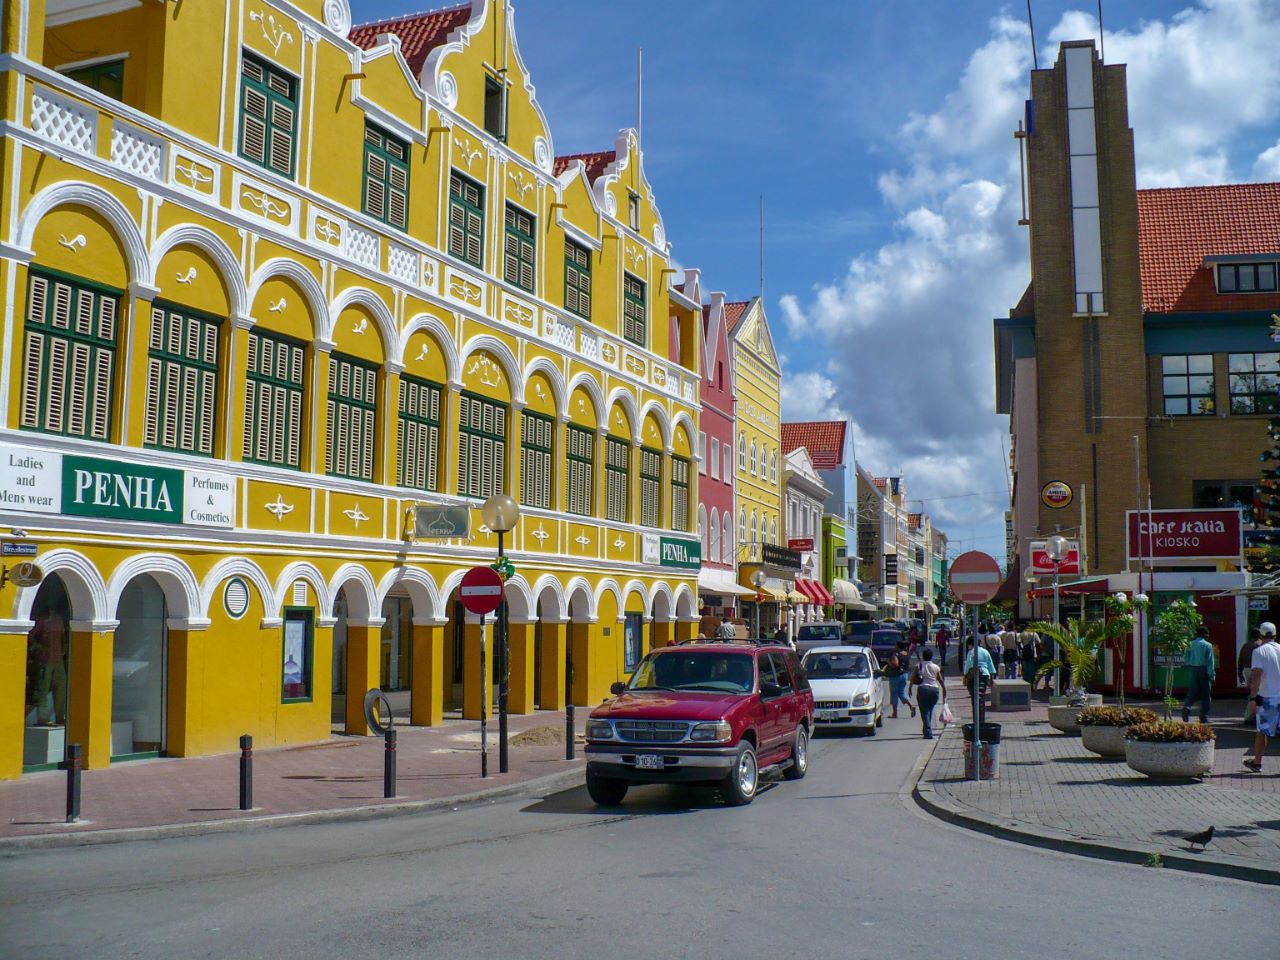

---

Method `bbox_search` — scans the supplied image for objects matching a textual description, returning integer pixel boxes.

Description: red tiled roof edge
[349,4,473,77]
[553,151,617,181]
[780,420,847,470]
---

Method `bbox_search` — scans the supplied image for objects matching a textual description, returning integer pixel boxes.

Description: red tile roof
[723,300,750,333]
[553,151,615,181]
[349,4,472,77]
[1137,182,1280,314]
[781,421,847,470]
[872,477,888,491]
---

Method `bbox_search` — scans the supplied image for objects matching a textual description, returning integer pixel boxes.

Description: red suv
[584,643,815,806]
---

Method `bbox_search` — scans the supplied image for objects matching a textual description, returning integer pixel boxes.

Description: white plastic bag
[939,701,955,726]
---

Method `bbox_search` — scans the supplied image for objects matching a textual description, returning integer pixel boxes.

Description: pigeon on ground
[1185,826,1214,849]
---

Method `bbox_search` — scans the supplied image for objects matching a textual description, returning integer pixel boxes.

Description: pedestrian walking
[909,648,946,739]
[883,652,915,719]
[964,642,996,726]
[1019,627,1039,686]
[1239,628,1264,723]
[1244,622,1280,772]
[1001,624,1019,679]
[1181,625,1215,724]
[936,625,950,674]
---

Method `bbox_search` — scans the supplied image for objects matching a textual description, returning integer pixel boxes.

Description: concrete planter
[1046,694,1104,735]
[1080,724,1127,757]
[1124,739,1215,779]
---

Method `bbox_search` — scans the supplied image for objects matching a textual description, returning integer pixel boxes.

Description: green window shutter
[244,330,305,469]
[605,436,630,523]
[670,456,690,531]
[21,271,119,442]
[143,303,221,456]
[564,239,591,319]
[520,411,553,509]
[325,353,377,481]
[363,124,410,230]
[640,446,662,527]
[457,392,507,499]
[504,204,536,293]
[64,59,125,101]
[448,171,485,268]
[623,273,645,346]
[239,53,297,179]
[397,374,443,490]
[565,425,595,516]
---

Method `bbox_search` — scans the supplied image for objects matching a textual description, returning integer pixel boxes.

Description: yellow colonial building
[0,0,705,778]
[725,298,790,626]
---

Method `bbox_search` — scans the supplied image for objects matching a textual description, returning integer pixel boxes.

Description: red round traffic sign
[948,551,1003,604]
[459,565,504,616]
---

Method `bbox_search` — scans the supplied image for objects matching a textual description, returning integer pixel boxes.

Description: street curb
[909,730,1279,887]
[0,762,586,853]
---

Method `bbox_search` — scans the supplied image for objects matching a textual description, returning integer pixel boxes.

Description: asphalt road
[0,710,1268,960]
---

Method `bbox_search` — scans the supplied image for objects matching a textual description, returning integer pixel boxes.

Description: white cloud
[778,1,1280,558]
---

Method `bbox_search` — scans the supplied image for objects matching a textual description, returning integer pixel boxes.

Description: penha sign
[1126,508,1243,562]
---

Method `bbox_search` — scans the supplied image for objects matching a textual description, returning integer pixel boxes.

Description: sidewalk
[914,682,1280,884]
[1,710,586,849]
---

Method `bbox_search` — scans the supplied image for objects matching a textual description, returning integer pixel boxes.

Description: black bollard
[383,728,397,799]
[565,702,575,761]
[239,735,253,810]
[65,743,82,823]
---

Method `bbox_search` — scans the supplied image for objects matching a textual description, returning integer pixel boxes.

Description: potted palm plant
[1124,720,1216,778]
[1077,705,1159,757]
[1032,618,1104,734]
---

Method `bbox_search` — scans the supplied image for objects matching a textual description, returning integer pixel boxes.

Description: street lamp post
[751,570,767,639]
[482,494,520,775]
[1046,534,1069,697]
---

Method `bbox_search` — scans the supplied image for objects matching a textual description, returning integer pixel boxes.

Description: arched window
[698,503,708,555]
[770,451,777,484]
[788,500,797,537]
[770,517,777,544]
[739,508,747,546]
[710,508,720,561]
[738,433,747,470]
[750,440,757,475]
[722,513,733,564]
[751,511,758,545]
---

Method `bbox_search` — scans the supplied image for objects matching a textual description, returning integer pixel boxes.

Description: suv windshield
[802,651,872,680]
[797,625,841,642]
[628,651,755,694]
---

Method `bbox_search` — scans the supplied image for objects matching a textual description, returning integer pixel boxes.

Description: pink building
[695,291,743,615]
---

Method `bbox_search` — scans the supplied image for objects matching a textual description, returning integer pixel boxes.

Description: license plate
[817,709,841,721]
[635,754,664,770]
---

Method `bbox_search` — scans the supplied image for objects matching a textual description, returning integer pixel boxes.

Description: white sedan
[800,646,884,735]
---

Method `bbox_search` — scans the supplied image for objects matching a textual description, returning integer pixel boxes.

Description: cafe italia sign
[0,443,234,528]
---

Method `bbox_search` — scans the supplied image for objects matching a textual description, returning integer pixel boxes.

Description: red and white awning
[796,578,834,606]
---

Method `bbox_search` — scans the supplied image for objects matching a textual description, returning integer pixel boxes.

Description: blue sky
[350,0,1280,562]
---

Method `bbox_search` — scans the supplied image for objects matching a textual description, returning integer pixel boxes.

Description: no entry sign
[948,551,1003,604]
[459,565,504,616]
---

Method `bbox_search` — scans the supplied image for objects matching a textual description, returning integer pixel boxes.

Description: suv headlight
[587,720,614,741]
[689,721,733,743]
[852,693,871,706]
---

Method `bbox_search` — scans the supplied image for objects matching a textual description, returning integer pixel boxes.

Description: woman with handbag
[883,652,915,719]
[909,647,946,739]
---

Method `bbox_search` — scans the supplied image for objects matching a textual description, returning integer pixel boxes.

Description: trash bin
[962,722,1002,779]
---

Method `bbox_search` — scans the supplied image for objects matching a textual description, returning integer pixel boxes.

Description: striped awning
[797,578,834,606]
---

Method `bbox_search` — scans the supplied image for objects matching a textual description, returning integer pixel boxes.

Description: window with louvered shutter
[564,239,591,320]
[21,272,118,441]
[457,392,507,499]
[397,375,442,491]
[565,425,594,517]
[520,412,553,509]
[605,437,630,523]
[239,52,297,179]
[640,446,662,528]
[448,171,485,268]
[364,124,410,230]
[623,273,645,346]
[504,204,536,293]
[670,456,690,532]
[244,330,304,469]
[326,353,377,481]
[144,303,221,456]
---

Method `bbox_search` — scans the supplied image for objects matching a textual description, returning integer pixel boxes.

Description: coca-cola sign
[1126,508,1243,562]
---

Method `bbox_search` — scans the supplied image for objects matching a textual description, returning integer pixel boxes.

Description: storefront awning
[831,579,860,604]
[1028,577,1109,598]
[797,578,834,606]
[786,589,809,604]
[926,600,939,615]
[697,568,756,597]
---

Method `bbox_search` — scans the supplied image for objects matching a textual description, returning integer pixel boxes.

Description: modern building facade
[994,39,1260,694]
[0,0,704,778]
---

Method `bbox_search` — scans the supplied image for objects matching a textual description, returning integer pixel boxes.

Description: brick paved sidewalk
[0,711,586,845]
[916,687,1280,883]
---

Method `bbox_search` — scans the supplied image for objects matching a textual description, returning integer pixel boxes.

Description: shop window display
[111,577,168,758]
[24,575,71,768]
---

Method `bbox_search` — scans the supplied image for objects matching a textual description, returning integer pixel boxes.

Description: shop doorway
[533,619,543,710]
[24,574,72,771]
[380,594,413,718]
[330,590,349,725]
[112,576,168,760]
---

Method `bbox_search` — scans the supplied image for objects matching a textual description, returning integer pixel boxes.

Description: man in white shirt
[1244,622,1280,773]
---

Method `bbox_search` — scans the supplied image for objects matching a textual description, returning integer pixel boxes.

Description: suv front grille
[815,700,848,710]
[612,720,692,743]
